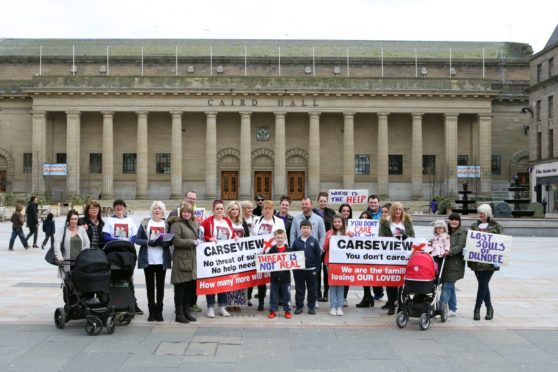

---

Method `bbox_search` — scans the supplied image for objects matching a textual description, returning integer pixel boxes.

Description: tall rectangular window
[56,153,67,164]
[549,95,554,118]
[354,154,370,175]
[537,63,542,82]
[536,100,541,121]
[457,155,469,166]
[123,153,137,174]
[388,155,403,175]
[537,132,542,160]
[549,58,555,78]
[491,155,501,175]
[550,129,554,159]
[156,153,171,174]
[422,155,436,175]
[23,153,32,174]
[90,153,102,173]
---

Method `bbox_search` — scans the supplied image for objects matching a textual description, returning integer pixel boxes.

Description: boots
[183,306,197,322]
[147,304,156,322]
[474,308,481,321]
[485,306,494,320]
[175,306,189,323]
[258,297,265,311]
[387,303,395,316]
[356,295,373,308]
[155,303,164,322]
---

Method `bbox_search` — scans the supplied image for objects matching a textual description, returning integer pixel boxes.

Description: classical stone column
[308,112,321,199]
[171,111,183,199]
[377,113,389,198]
[479,114,492,195]
[136,111,148,199]
[411,113,424,199]
[343,112,355,189]
[274,112,287,198]
[239,112,252,199]
[101,111,114,199]
[444,114,459,196]
[205,112,217,199]
[66,111,81,195]
[31,111,47,194]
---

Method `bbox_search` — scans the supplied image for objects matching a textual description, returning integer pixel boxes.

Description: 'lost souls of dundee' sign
[465,230,513,266]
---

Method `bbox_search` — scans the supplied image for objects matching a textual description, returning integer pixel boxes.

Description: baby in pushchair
[395,249,447,330]
[54,247,116,335]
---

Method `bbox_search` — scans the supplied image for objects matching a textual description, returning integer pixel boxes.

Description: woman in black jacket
[79,201,105,249]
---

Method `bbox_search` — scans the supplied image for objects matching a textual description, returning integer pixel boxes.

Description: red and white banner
[256,251,305,273]
[196,234,274,295]
[328,236,428,286]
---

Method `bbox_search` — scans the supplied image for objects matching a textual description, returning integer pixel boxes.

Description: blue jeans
[474,271,494,309]
[440,281,457,311]
[206,292,228,307]
[270,281,291,312]
[9,228,28,250]
[329,285,345,309]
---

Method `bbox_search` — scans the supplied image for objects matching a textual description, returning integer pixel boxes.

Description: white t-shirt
[390,222,406,237]
[251,216,286,237]
[213,219,232,241]
[231,221,245,238]
[102,215,138,242]
[147,219,166,265]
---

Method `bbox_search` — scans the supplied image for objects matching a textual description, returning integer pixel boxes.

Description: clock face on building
[256,127,270,141]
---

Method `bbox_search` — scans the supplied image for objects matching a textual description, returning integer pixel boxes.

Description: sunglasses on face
[257,199,264,202]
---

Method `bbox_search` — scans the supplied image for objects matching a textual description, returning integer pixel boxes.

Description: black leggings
[144,265,166,306]
[174,280,196,307]
[26,225,38,246]
[474,271,494,309]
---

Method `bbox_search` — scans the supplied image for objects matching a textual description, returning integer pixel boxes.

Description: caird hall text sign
[207,98,319,107]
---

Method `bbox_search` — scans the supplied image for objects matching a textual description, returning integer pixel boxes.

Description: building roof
[544,24,558,49]
[0,38,533,60]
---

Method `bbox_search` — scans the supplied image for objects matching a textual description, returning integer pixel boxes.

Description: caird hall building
[0,39,531,201]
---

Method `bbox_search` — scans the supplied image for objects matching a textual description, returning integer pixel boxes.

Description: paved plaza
[1,212,557,371]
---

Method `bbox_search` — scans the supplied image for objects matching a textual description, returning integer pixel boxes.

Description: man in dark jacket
[25,196,39,248]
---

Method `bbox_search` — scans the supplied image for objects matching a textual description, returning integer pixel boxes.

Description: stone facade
[0,39,531,201]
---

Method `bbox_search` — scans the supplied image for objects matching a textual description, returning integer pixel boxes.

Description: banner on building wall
[347,219,379,238]
[328,236,428,286]
[457,166,481,178]
[196,234,273,295]
[42,164,67,176]
[465,230,513,266]
[328,189,369,204]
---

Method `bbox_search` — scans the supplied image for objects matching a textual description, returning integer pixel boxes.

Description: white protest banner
[328,236,429,286]
[465,230,512,266]
[347,219,379,238]
[328,189,368,204]
[196,234,274,295]
[256,251,305,273]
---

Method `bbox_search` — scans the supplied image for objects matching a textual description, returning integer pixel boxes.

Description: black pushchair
[395,251,447,330]
[54,248,116,335]
[103,240,137,325]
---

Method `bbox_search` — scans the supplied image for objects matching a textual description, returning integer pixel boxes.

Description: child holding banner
[292,220,321,315]
[324,214,349,316]
[467,204,503,321]
[267,229,292,319]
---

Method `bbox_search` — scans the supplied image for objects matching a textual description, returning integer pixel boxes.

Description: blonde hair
[240,200,254,217]
[389,202,406,222]
[150,201,167,218]
[226,200,243,224]
[477,204,493,221]
[263,200,274,210]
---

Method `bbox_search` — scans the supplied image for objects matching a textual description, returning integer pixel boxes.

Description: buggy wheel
[440,302,448,323]
[419,312,430,331]
[85,317,103,336]
[106,316,115,335]
[54,308,66,329]
[119,314,132,326]
[396,311,409,329]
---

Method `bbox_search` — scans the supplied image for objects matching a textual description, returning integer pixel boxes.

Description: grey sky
[1,0,556,53]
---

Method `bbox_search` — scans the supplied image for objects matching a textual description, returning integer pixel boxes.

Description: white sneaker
[343,299,348,307]
[207,307,215,318]
[219,306,231,317]
[315,303,319,309]
[336,308,344,316]
[330,308,337,316]
[448,310,457,317]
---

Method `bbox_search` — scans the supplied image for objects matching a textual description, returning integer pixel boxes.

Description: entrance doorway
[288,171,305,200]
[254,171,272,200]
[0,170,5,192]
[221,171,238,200]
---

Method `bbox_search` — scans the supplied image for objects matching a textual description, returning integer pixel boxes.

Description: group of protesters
[10,191,502,323]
